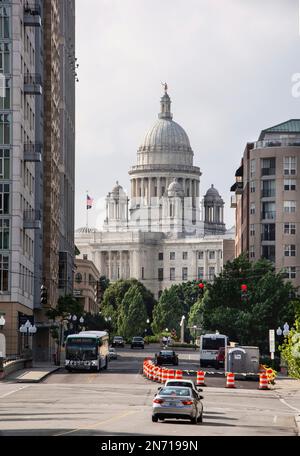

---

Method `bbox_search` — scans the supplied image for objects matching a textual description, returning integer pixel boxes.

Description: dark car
[112,336,125,348]
[131,336,144,349]
[216,347,225,369]
[155,350,178,366]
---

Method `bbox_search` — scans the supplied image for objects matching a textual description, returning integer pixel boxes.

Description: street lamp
[180,315,185,343]
[19,320,37,352]
[277,323,290,338]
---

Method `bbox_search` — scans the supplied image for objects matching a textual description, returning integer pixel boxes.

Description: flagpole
[86,190,89,228]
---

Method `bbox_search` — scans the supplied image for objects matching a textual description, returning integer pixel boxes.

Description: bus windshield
[202,337,226,350]
[66,337,98,361]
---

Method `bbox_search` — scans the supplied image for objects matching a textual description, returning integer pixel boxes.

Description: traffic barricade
[167,369,175,380]
[175,370,183,380]
[259,372,269,390]
[226,372,236,388]
[196,370,206,386]
[162,368,168,383]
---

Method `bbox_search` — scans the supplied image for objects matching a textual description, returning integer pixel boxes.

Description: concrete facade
[74,258,100,315]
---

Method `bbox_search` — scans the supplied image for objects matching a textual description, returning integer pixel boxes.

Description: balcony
[24,3,41,27]
[261,211,276,220]
[24,143,42,162]
[254,139,300,149]
[261,189,275,198]
[24,74,42,95]
[24,210,41,230]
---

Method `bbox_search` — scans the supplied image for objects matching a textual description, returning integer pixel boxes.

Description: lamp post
[180,316,185,344]
[19,320,37,354]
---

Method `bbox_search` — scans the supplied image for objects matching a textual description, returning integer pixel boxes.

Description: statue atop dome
[162,82,168,93]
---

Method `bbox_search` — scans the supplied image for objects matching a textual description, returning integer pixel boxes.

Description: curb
[16,367,61,383]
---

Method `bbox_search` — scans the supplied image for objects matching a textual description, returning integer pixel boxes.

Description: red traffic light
[241,284,247,292]
[198,282,204,290]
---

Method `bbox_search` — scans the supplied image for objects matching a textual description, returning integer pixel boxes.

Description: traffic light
[40,285,48,305]
[241,284,248,301]
[198,282,205,296]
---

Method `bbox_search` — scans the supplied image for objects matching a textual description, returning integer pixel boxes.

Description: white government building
[75,88,235,298]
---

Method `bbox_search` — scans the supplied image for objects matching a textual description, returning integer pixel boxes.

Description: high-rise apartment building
[0,1,75,358]
[231,119,300,287]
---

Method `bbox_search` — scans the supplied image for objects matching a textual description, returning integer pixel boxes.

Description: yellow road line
[54,410,137,436]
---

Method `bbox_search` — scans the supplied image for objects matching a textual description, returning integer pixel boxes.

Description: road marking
[0,385,29,399]
[279,398,300,413]
[53,410,138,436]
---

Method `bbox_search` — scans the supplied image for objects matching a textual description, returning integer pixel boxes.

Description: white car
[108,347,117,360]
[163,379,203,397]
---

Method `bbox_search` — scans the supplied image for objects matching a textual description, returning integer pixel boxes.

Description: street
[0,345,298,436]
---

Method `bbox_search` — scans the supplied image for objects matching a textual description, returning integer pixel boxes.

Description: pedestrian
[162,336,167,347]
[167,336,171,346]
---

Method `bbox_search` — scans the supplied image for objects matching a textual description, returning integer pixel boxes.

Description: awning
[235,165,243,177]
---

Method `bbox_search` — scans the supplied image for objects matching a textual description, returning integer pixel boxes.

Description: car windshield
[159,387,191,397]
[160,351,173,356]
[114,337,123,340]
[133,337,143,341]
[202,337,226,350]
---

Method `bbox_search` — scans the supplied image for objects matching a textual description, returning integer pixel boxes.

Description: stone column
[108,251,112,280]
[157,177,161,198]
[148,178,152,205]
[204,250,208,281]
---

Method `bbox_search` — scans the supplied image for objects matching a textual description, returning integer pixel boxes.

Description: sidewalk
[274,376,300,436]
[5,362,61,383]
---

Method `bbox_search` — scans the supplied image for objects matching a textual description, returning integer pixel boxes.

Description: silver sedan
[152,386,203,424]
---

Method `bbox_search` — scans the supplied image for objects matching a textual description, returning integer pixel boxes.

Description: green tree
[188,298,204,329]
[118,285,148,339]
[280,314,300,378]
[201,254,297,352]
[152,286,185,335]
[46,295,84,321]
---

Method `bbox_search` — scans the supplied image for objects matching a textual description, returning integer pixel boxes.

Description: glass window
[0,42,10,74]
[250,159,256,179]
[0,6,10,39]
[0,113,10,144]
[209,251,215,260]
[250,202,255,215]
[0,149,9,179]
[198,251,204,260]
[208,267,215,281]
[249,245,255,258]
[170,267,175,281]
[0,77,10,109]
[0,183,9,214]
[0,218,9,249]
[284,201,296,213]
[182,267,188,281]
[262,201,275,219]
[261,157,276,176]
[284,245,296,257]
[261,223,275,241]
[198,267,204,280]
[284,266,296,279]
[261,179,275,197]
[0,253,8,291]
[262,245,275,262]
[250,181,256,193]
[284,179,296,191]
[250,224,255,236]
[284,223,296,235]
[170,252,175,260]
[158,252,163,261]
[284,156,297,175]
[158,268,164,282]
[182,252,188,260]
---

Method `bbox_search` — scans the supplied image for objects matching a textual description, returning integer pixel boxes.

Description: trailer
[225,345,260,379]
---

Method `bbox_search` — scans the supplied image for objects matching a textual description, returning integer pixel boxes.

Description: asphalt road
[0,345,298,436]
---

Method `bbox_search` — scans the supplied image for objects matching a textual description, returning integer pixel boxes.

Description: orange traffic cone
[196,370,206,386]
[259,372,269,390]
[226,372,236,388]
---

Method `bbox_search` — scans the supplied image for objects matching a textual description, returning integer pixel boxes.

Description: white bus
[199,333,228,368]
[65,330,109,372]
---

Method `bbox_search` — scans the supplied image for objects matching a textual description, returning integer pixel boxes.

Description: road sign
[269,329,275,356]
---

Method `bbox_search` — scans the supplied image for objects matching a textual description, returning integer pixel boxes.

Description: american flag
[86,194,93,210]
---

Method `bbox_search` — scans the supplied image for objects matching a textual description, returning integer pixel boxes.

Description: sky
[75,0,300,230]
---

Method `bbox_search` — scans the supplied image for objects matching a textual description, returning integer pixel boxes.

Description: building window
[0,149,9,180]
[0,183,9,214]
[0,42,10,74]
[261,179,275,198]
[74,273,82,283]
[262,245,275,262]
[182,267,188,281]
[170,268,175,281]
[0,253,8,291]
[249,245,255,259]
[198,251,204,260]
[141,267,144,280]
[0,218,8,249]
[262,201,275,220]
[284,266,296,279]
[284,223,296,235]
[208,267,215,281]
[170,252,175,260]
[261,157,276,176]
[83,254,88,260]
[209,251,215,260]
[158,268,164,282]
[0,6,10,39]
[250,181,256,193]
[284,156,297,175]
[158,252,163,261]
[284,245,296,257]
[0,113,10,144]
[261,223,275,241]
[0,77,10,110]
[182,252,188,260]
[284,179,296,191]
[250,203,255,215]
[250,224,255,236]
[284,201,296,213]
[250,159,256,178]
[198,267,204,280]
